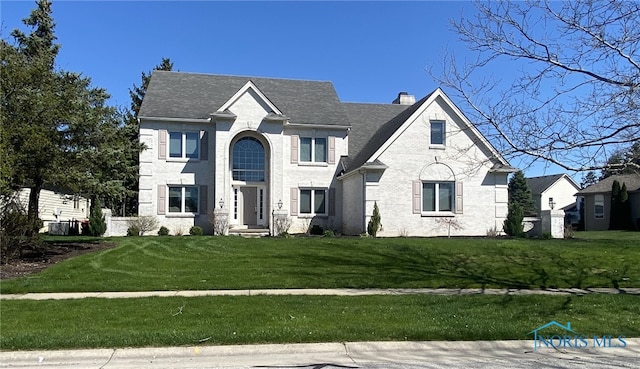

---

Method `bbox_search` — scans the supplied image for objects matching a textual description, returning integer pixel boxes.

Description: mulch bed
[0,242,116,280]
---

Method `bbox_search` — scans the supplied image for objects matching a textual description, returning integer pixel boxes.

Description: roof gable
[526,174,580,195]
[139,71,350,126]
[343,88,511,174]
[218,80,283,116]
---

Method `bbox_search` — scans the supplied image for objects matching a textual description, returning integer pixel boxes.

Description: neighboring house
[526,174,581,223]
[137,71,516,236]
[17,187,90,232]
[576,174,640,231]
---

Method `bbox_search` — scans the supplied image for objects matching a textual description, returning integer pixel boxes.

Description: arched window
[232,137,265,182]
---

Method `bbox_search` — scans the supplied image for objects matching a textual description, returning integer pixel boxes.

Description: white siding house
[17,188,90,232]
[138,71,516,236]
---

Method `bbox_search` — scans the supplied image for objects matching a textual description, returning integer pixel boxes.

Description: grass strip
[1,232,639,293]
[1,294,638,350]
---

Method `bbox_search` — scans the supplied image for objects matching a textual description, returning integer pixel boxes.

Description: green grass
[1,231,639,293]
[1,294,638,350]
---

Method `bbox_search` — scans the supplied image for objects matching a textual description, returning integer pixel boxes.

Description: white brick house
[138,71,515,236]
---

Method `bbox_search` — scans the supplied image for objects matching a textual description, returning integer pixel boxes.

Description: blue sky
[2,0,564,177]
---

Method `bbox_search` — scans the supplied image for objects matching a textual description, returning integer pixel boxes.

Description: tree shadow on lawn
[282,243,632,289]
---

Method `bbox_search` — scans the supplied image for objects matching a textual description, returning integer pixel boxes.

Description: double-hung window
[422,182,454,213]
[430,120,445,146]
[300,137,327,163]
[168,186,199,213]
[594,194,604,219]
[169,131,199,159]
[299,189,327,215]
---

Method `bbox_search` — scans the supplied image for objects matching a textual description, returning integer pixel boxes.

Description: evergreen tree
[609,180,621,230]
[367,202,381,237]
[2,0,128,237]
[580,171,599,189]
[508,171,536,216]
[117,58,174,216]
[503,203,524,237]
[88,198,106,237]
[620,183,632,230]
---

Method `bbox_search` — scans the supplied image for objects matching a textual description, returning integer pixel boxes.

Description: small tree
[435,217,463,238]
[127,216,159,236]
[88,199,107,237]
[503,203,524,237]
[367,202,382,237]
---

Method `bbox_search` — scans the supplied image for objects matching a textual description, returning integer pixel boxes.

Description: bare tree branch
[432,0,640,172]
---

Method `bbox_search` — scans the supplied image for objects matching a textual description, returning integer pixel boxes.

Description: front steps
[228,228,270,238]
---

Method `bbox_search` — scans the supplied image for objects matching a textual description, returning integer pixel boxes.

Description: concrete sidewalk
[1,287,639,300]
[1,340,639,369]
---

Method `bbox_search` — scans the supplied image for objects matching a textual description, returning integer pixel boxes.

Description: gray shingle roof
[344,94,432,173]
[139,71,351,126]
[343,102,410,159]
[577,173,640,194]
[525,174,576,195]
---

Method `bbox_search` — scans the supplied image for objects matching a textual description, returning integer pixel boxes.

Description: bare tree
[432,0,640,172]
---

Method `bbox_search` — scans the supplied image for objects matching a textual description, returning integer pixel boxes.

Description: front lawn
[1,294,638,350]
[1,231,638,293]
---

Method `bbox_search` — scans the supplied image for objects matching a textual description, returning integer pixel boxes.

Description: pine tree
[367,202,382,237]
[508,171,536,216]
[88,198,106,237]
[118,58,174,216]
[620,183,632,230]
[609,180,621,230]
[503,203,524,237]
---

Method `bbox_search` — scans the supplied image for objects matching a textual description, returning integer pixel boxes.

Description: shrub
[0,198,41,264]
[157,226,169,236]
[189,226,203,236]
[486,226,499,238]
[310,225,324,235]
[541,232,552,239]
[323,229,334,237]
[127,216,159,236]
[88,199,107,237]
[208,211,229,236]
[127,226,140,236]
[367,202,382,237]
[503,203,524,237]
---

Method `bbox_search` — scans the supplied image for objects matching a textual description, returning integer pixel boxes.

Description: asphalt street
[1,340,638,369]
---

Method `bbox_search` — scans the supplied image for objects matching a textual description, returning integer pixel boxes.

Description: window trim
[421,181,455,216]
[167,185,199,215]
[430,120,446,147]
[168,131,200,160]
[299,188,328,216]
[299,136,328,163]
[594,194,604,219]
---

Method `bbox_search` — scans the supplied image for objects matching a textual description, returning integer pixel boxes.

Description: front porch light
[219,198,224,209]
[277,199,283,210]
[548,198,556,210]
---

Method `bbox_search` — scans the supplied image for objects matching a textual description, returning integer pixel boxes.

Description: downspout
[361,170,367,234]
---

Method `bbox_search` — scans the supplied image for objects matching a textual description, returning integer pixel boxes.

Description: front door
[240,187,257,226]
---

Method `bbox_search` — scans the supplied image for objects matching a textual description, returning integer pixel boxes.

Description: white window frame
[168,186,199,214]
[299,188,328,216]
[430,120,446,147]
[299,137,327,163]
[169,131,200,160]
[422,181,455,215]
[594,194,604,219]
